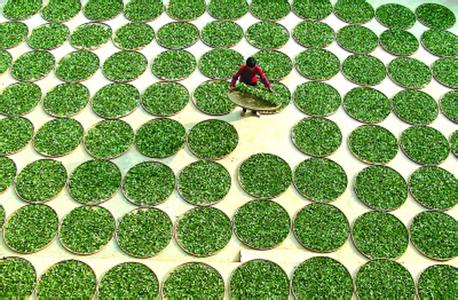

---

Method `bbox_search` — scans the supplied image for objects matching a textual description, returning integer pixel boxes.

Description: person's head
[246,57,256,68]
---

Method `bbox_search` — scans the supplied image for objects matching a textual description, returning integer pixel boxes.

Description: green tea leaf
[15,159,67,203]
[69,159,121,205]
[163,263,224,299]
[84,119,134,159]
[116,207,172,258]
[176,207,231,257]
[37,260,97,299]
[98,262,159,299]
[4,204,58,253]
[293,158,347,202]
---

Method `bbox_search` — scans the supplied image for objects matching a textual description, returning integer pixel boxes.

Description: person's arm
[257,67,272,91]
[230,65,244,89]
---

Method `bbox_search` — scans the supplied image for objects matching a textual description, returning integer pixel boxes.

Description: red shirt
[230,64,271,88]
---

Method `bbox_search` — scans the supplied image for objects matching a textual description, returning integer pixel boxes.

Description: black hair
[246,57,256,68]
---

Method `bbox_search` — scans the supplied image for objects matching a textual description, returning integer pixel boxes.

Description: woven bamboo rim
[55,50,100,83]
[156,21,199,50]
[89,83,140,119]
[248,1,291,22]
[1,83,41,117]
[238,153,292,199]
[228,90,279,112]
[58,205,115,255]
[292,157,347,203]
[251,49,293,81]
[83,119,134,160]
[112,23,155,51]
[186,119,239,161]
[0,156,16,195]
[374,4,415,30]
[290,117,342,158]
[259,81,291,115]
[0,205,4,226]
[14,159,67,204]
[151,49,197,81]
[82,1,123,22]
[409,211,456,261]
[341,87,390,124]
[32,118,84,158]
[431,58,458,89]
[335,25,378,55]
[200,21,244,48]
[342,105,388,125]
[291,21,335,49]
[415,5,456,31]
[0,116,35,156]
[232,198,291,250]
[191,79,236,116]
[450,131,458,157]
[387,58,432,90]
[0,256,37,300]
[352,165,407,212]
[40,0,82,24]
[70,22,112,50]
[197,49,243,80]
[414,265,455,299]
[102,50,148,83]
[176,160,231,207]
[228,259,291,299]
[123,3,166,22]
[0,49,12,73]
[3,204,58,254]
[121,160,176,207]
[165,2,205,22]
[292,203,350,253]
[0,21,29,50]
[290,256,354,300]
[340,54,387,87]
[439,89,458,125]
[420,30,458,58]
[35,259,97,299]
[291,2,333,21]
[115,207,173,259]
[391,90,438,126]
[161,261,225,300]
[140,81,190,117]
[347,124,398,165]
[134,118,186,159]
[11,50,56,82]
[206,0,248,21]
[67,159,121,206]
[26,23,70,50]
[407,166,456,211]
[350,211,409,260]
[378,30,419,57]
[332,5,375,26]
[294,49,340,81]
[96,261,159,299]
[354,259,415,300]
[42,83,90,118]
[2,5,41,22]
[398,125,450,166]
[245,21,290,50]
[174,206,232,258]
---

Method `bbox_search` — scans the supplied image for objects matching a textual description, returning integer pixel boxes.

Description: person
[230,57,272,117]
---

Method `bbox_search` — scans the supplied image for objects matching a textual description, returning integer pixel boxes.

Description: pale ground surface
[0,0,457,298]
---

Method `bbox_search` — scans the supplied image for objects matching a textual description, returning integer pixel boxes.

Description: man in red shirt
[230,57,272,117]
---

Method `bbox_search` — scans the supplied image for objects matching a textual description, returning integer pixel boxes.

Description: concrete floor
[0,0,456,298]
